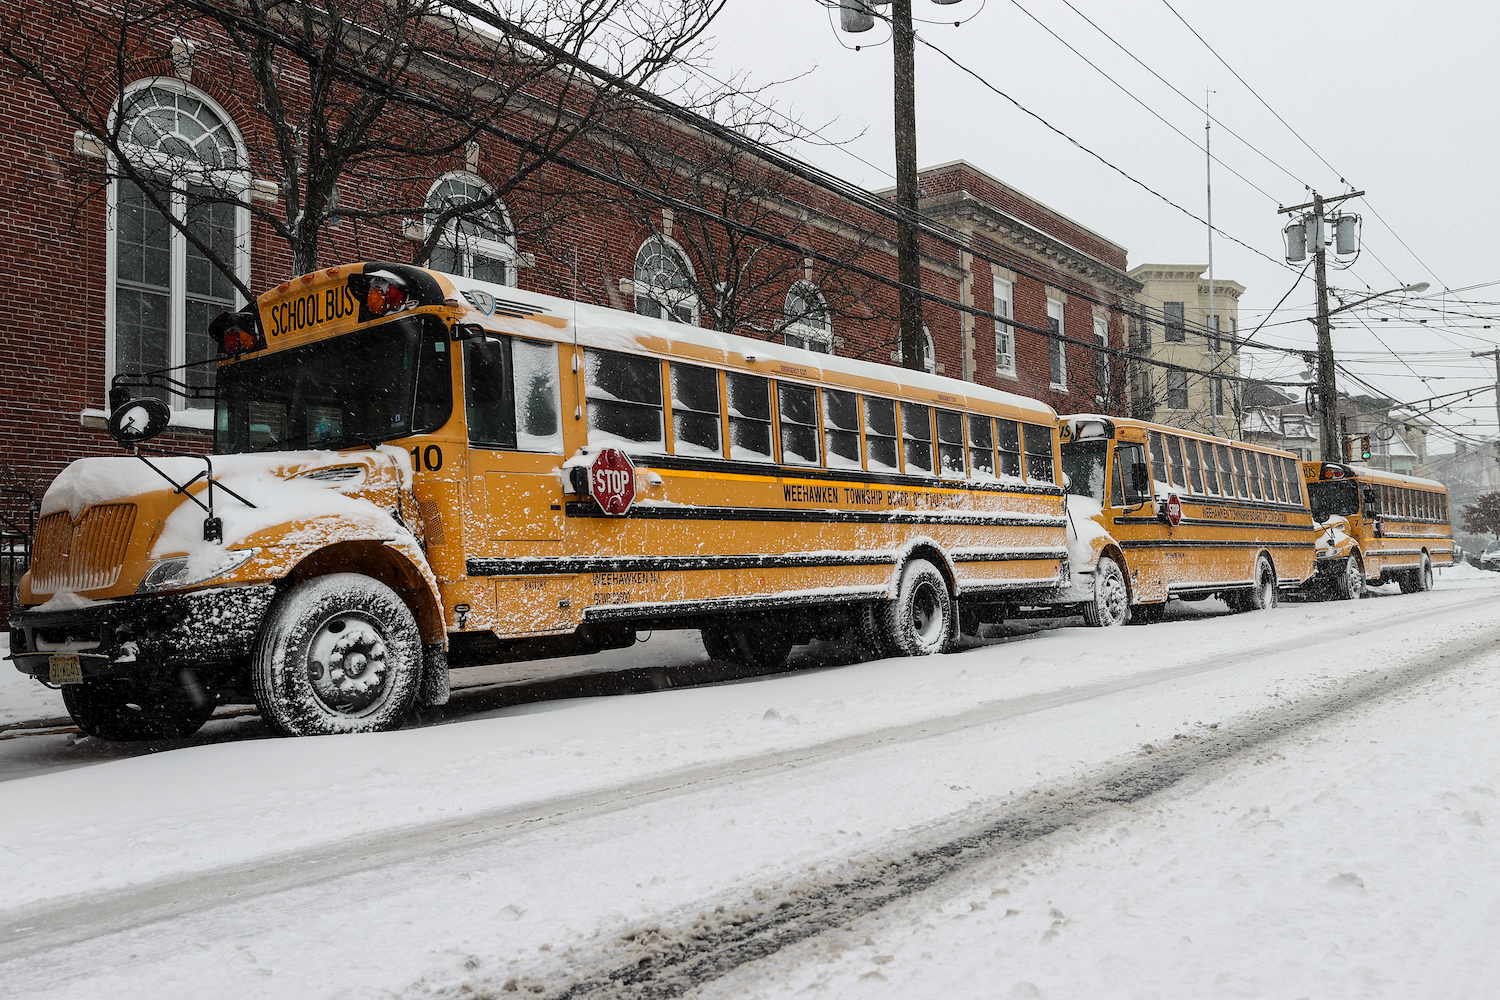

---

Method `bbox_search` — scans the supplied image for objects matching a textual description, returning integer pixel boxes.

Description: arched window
[783,282,832,353]
[425,174,516,285]
[634,236,697,324]
[110,81,248,409]
[921,327,936,374]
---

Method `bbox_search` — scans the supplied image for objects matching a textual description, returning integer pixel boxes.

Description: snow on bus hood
[1316,514,1353,555]
[40,447,417,568]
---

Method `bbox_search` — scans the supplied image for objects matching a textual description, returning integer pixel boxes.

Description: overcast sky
[695,0,1500,456]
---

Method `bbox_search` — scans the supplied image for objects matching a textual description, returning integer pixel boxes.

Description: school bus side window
[464,336,517,449]
[1231,448,1249,497]
[1023,423,1054,484]
[822,389,862,469]
[727,372,773,462]
[967,415,995,477]
[1245,450,1263,501]
[936,408,966,479]
[1165,435,1186,490]
[778,382,820,466]
[864,397,899,472]
[1216,444,1236,497]
[1281,457,1301,506]
[584,348,664,451]
[669,362,722,457]
[902,402,934,476]
[1182,438,1205,494]
[465,335,558,451]
[1148,432,1168,491]
[996,418,1022,478]
[1264,453,1287,503]
[1201,441,1220,496]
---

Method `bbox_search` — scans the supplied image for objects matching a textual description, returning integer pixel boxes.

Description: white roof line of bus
[1333,463,1447,490]
[1060,414,1307,453]
[435,269,1058,423]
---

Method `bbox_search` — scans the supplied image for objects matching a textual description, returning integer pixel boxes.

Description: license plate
[48,653,83,685]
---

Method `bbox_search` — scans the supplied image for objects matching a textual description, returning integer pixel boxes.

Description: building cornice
[923,191,1142,296]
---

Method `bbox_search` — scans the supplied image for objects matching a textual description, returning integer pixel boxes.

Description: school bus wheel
[1398,554,1434,594]
[1333,553,1366,601]
[1082,556,1129,628]
[252,573,423,736]
[877,559,955,656]
[61,671,217,741]
[1247,554,1279,611]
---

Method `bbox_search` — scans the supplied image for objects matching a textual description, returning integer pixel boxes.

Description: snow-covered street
[2,567,1498,999]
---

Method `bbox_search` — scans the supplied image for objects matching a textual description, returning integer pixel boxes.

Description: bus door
[461,332,574,634]
[1110,433,1167,602]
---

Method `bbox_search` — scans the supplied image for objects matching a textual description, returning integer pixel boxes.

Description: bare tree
[0,0,727,299]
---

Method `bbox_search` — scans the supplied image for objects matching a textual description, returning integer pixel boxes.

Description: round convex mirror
[107,397,172,446]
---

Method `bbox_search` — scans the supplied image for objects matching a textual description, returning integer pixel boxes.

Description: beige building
[1127,264,1244,435]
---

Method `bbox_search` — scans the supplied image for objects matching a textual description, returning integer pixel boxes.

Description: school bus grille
[30,505,137,594]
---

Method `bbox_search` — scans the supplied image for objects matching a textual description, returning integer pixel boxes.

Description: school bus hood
[22,447,422,603]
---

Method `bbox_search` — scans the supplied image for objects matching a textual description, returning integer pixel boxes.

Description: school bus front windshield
[1307,479,1359,521]
[1061,439,1109,503]
[215,315,452,454]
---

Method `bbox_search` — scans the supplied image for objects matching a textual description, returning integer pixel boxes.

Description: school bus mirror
[451,323,493,342]
[565,465,590,495]
[1130,464,1150,499]
[106,396,172,446]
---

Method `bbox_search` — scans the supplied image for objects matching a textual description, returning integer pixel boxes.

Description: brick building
[0,2,1139,514]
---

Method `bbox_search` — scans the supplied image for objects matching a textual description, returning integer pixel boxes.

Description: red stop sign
[1165,492,1183,527]
[590,447,636,516]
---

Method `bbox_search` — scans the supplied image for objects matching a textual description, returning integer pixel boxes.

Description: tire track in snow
[468,613,1500,1000]
[0,593,1493,967]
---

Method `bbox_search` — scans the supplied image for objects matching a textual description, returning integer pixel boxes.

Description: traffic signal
[1360,434,1372,461]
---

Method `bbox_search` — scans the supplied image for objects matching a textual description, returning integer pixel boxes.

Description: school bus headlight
[137,549,258,594]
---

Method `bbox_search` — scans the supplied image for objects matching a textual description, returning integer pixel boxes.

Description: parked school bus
[1057,415,1318,624]
[8,262,1091,740]
[1302,461,1455,598]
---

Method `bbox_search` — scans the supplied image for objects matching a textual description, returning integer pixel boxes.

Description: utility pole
[891,0,924,372]
[1206,90,1217,436]
[1280,189,1364,461]
[1475,347,1500,471]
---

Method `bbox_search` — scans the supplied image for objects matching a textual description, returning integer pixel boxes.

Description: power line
[1050,0,1312,194]
[909,31,1296,273]
[1007,0,1281,204]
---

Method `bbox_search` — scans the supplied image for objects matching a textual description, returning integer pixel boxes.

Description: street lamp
[1307,280,1429,461]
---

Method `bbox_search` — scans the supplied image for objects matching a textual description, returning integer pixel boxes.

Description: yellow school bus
[1057,415,1318,623]
[1302,461,1455,597]
[8,262,1079,739]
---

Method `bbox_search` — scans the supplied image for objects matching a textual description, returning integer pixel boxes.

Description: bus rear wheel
[62,672,215,741]
[1399,554,1434,594]
[252,573,422,737]
[1246,554,1279,611]
[1333,554,1365,601]
[879,559,954,656]
[1082,557,1129,627]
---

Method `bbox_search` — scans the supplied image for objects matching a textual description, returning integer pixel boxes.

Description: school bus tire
[1333,553,1366,601]
[1399,554,1434,594]
[1082,557,1130,627]
[882,559,955,657]
[1247,554,1279,612]
[61,671,217,741]
[252,573,423,737]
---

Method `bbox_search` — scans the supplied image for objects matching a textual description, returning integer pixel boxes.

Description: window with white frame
[921,327,936,374]
[111,81,248,409]
[634,236,698,324]
[1047,299,1066,389]
[1167,370,1188,410]
[425,174,517,285]
[1093,314,1110,401]
[993,277,1015,377]
[783,282,831,352]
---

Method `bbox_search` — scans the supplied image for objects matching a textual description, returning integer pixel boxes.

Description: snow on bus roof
[1339,464,1447,491]
[432,268,1058,424]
